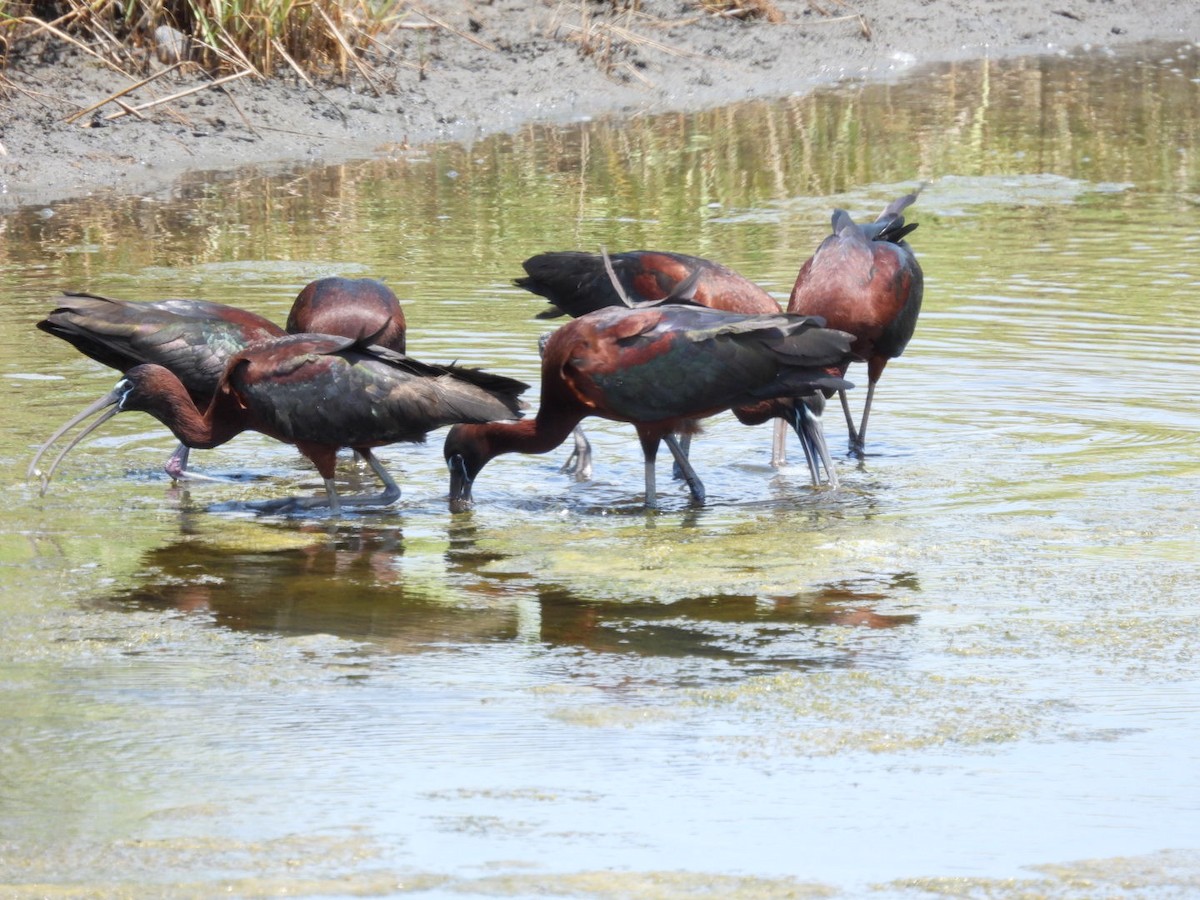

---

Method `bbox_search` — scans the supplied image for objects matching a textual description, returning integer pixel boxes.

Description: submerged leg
[642,457,658,510]
[357,449,402,505]
[541,330,594,482]
[636,429,662,510]
[244,450,401,516]
[164,444,190,482]
[559,425,593,481]
[664,434,705,504]
[161,442,229,483]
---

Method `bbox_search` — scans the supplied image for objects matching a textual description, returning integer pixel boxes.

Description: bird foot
[557,450,593,481]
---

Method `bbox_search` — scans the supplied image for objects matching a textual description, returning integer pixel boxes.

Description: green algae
[443,870,837,899]
[879,849,1200,898]
[688,670,1057,756]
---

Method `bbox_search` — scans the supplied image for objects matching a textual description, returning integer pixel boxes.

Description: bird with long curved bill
[30,277,408,483]
[36,333,527,516]
[444,304,852,511]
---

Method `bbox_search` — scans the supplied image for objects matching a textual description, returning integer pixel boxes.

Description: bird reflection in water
[533,576,919,668]
[99,515,917,674]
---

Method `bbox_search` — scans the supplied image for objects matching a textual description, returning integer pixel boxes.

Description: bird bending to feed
[30,277,407,482]
[787,190,924,456]
[444,304,852,511]
[37,333,527,516]
[515,249,837,483]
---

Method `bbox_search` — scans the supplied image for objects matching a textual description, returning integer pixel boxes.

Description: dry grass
[0,0,870,90]
[0,0,404,81]
[698,0,786,24]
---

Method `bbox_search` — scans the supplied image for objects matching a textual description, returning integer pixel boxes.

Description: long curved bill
[446,453,474,513]
[27,383,126,495]
[787,395,839,489]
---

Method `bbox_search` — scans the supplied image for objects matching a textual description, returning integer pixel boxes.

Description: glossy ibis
[445,304,851,511]
[288,276,406,352]
[787,191,924,455]
[40,333,527,515]
[31,277,408,482]
[515,249,838,484]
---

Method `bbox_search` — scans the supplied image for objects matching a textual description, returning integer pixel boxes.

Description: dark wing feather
[39,292,284,398]
[568,306,851,423]
[227,336,527,447]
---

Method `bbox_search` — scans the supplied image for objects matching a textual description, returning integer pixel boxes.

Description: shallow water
[1,41,1199,897]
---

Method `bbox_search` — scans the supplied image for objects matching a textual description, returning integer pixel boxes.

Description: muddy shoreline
[1,0,1195,215]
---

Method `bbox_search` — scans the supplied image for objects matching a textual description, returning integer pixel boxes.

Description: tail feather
[362,344,527,418]
[518,251,626,320]
[763,324,855,369]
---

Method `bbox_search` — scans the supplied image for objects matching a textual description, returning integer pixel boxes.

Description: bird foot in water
[557,448,593,482]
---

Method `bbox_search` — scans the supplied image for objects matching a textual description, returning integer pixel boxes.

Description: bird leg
[664,434,705,504]
[164,444,190,482]
[788,399,839,488]
[540,331,594,482]
[770,418,788,468]
[851,381,878,457]
[241,450,401,516]
[357,449,402,505]
[161,442,229,483]
[642,457,659,509]
[669,432,692,481]
[558,425,593,481]
[839,389,861,455]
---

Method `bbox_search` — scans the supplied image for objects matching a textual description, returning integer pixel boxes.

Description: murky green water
[2,41,1199,897]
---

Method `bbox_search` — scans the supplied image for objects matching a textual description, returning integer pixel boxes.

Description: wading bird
[519,188,923,467]
[30,277,408,482]
[786,191,924,455]
[444,304,852,511]
[288,276,406,352]
[515,249,838,484]
[40,333,527,515]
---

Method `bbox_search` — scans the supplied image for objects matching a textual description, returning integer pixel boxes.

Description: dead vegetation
[0,0,871,123]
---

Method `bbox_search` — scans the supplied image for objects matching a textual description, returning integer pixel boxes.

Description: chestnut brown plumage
[40,334,526,515]
[445,304,851,511]
[287,276,406,352]
[30,276,408,482]
[515,249,839,484]
[787,191,924,455]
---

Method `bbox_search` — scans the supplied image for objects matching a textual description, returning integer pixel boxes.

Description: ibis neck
[144,384,246,450]
[485,411,583,460]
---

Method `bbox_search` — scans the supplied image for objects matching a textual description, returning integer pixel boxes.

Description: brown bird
[445,304,851,510]
[30,276,408,482]
[787,191,924,455]
[515,249,839,484]
[39,334,527,515]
